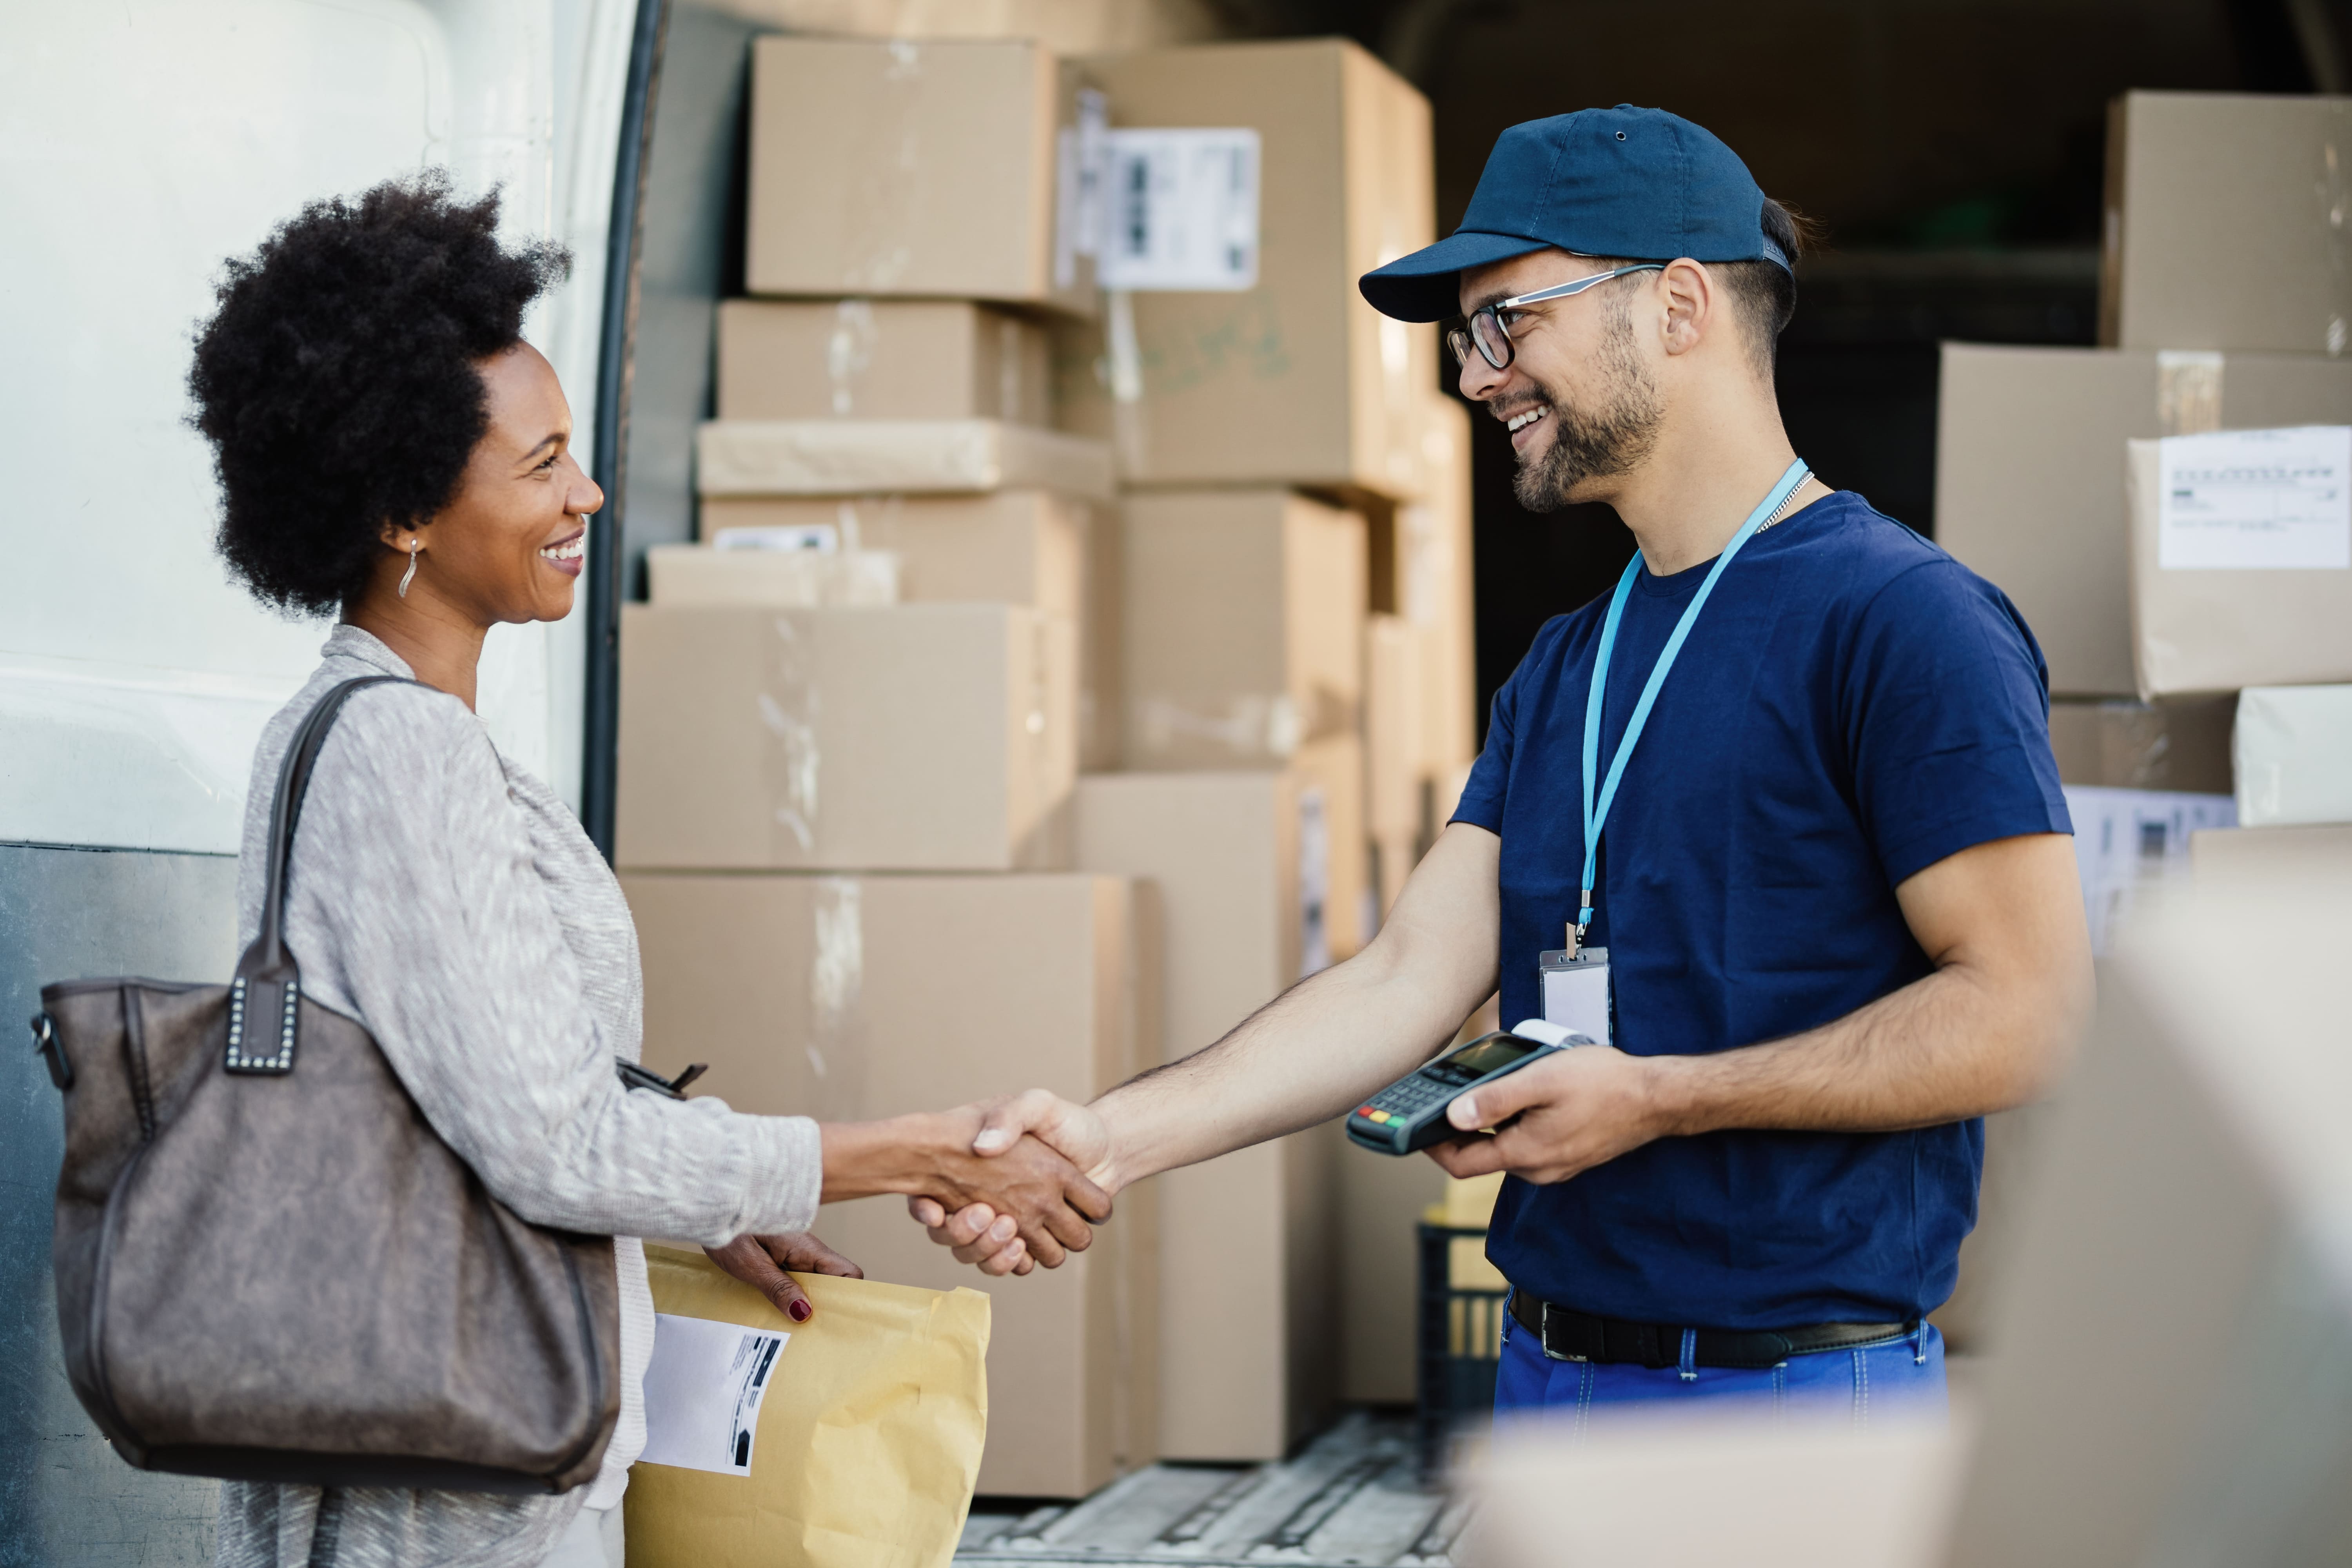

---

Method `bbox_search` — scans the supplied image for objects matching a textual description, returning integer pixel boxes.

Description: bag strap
[228,674,414,1073]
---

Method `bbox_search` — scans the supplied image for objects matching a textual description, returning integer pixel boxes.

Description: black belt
[1508,1290,1915,1370]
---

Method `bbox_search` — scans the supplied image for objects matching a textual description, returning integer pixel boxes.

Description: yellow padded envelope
[627,1246,991,1568]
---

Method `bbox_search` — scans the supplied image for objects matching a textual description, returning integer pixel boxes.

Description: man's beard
[1510,310,1662,513]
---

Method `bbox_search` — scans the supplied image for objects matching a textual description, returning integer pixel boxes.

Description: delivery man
[919,106,2092,1419]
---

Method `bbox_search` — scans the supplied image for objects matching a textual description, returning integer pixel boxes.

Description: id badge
[1539,946,1610,1045]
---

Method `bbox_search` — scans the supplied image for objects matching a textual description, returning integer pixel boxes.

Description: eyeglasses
[1446,263,1666,371]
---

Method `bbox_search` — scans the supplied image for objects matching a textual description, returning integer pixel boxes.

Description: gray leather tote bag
[31,675,621,1493]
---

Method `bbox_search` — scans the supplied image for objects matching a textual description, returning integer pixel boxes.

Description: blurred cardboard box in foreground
[616,604,1075,872]
[2101,90,2352,355]
[1075,770,1336,1458]
[1935,343,2352,697]
[746,36,1095,316]
[717,299,1052,425]
[624,870,1158,1498]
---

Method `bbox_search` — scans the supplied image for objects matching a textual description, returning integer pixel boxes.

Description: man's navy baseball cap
[1360,106,1789,323]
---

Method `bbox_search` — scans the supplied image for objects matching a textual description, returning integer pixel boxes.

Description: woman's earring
[398,539,421,599]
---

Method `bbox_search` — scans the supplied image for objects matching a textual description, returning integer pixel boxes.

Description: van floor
[956,1410,1465,1567]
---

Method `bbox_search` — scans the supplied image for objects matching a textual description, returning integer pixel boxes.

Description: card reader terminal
[1345,1019,1592,1156]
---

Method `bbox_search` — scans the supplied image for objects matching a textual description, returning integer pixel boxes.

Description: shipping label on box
[2127,436,2352,697]
[2157,426,2351,571]
[2063,784,2236,956]
[1098,128,1261,291]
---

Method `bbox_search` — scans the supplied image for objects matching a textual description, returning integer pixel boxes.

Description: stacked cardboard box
[622,873,1159,1498]
[616,35,1155,1500]
[1932,90,2352,1349]
[1049,38,1475,1436]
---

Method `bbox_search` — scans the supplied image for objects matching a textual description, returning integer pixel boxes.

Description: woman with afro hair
[189,174,1102,1567]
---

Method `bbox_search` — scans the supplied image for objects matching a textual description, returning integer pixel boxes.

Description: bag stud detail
[223,975,299,1075]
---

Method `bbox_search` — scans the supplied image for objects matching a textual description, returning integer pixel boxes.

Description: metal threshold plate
[956,1412,1466,1567]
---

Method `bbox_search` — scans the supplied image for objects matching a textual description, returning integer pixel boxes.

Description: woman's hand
[908,1090,1117,1272]
[821,1111,1112,1268]
[704,1231,863,1324]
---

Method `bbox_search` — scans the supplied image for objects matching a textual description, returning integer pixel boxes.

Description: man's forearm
[1088,825,1506,1191]
[1648,945,2083,1138]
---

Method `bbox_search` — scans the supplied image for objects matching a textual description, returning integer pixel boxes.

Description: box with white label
[2126,429,2352,698]
[1053,39,1435,497]
[1936,345,2352,697]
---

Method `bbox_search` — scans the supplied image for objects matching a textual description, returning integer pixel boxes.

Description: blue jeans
[1494,1299,1947,1431]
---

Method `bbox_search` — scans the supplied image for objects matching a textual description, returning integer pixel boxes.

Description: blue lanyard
[1575,459,1811,942]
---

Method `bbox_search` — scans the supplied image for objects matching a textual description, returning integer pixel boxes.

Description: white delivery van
[0,2,759,1557]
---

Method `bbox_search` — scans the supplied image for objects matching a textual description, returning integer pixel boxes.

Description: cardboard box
[2048,697,2233,795]
[1943,886,2352,1566]
[1073,771,1338,1458]
[2126,435,2352,698]
[1336,1142,1446,1405]
[697,419,1114,501]
[746,36,1093,315]
[2192,821,2352,887]
[716,299,1052,425]
[2234,686,2352,827]
[1405,393,1480,778]
[1121,487,1366,770]
[1934,343,2352,696]
[2101,91,2352,355]
[615,604,1076,872]
[1292,731,1368,965]
[700,492,1120,771]
[1371,827,1416,921]
[1054,39,1435,494]
[621,871,1158,1497]
[1363,613,1421,840]
[644,545,900,608]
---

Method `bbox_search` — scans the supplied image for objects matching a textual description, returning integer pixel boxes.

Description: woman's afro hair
[189,171,570,615]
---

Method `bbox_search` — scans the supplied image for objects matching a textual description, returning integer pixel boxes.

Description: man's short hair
[1715,199,1815,379]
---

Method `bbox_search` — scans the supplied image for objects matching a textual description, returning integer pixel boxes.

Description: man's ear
[1656,257,1714,358]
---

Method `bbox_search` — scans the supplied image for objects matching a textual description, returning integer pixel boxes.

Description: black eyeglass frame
[1446,263,1667,371]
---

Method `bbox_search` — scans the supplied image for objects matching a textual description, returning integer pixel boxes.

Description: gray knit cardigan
[214,626,822,1568]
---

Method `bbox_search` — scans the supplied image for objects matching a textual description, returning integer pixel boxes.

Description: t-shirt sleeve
[1451,623,1545,833]
[1846,560,2072,885]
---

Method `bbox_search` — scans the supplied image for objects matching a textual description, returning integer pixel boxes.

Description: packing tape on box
[757,615,824,856]
[826,300,878,416]
[650,545,901,608]
[698,419,1116,500]
[839,41,924,292]
[2158,350,2224,437]
[805,875,869,1124]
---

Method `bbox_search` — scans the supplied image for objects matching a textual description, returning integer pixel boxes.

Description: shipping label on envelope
[2158,425,2352,570]
[641,1312,790,1476]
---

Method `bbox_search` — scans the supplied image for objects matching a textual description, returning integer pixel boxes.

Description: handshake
[710,1089,1116,1317]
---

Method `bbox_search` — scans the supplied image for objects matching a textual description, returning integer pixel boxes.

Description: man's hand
[821,1110,1113,1270]
[1423,1046,1670,1184]
[704,1231,862,1323]
[907,1090,1114,1269]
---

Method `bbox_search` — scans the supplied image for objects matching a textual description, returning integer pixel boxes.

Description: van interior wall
[1207,0,2352,732]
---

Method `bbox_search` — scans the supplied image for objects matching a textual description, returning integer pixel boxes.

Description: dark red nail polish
[788,1299,811,1322]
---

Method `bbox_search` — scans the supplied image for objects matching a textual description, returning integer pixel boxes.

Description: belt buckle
[1539,1302,1587,1363]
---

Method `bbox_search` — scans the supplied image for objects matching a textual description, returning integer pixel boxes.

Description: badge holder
[1539,944,1610,1045]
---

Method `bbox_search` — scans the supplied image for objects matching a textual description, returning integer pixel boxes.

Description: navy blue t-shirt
[1452,491,2069,1329]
